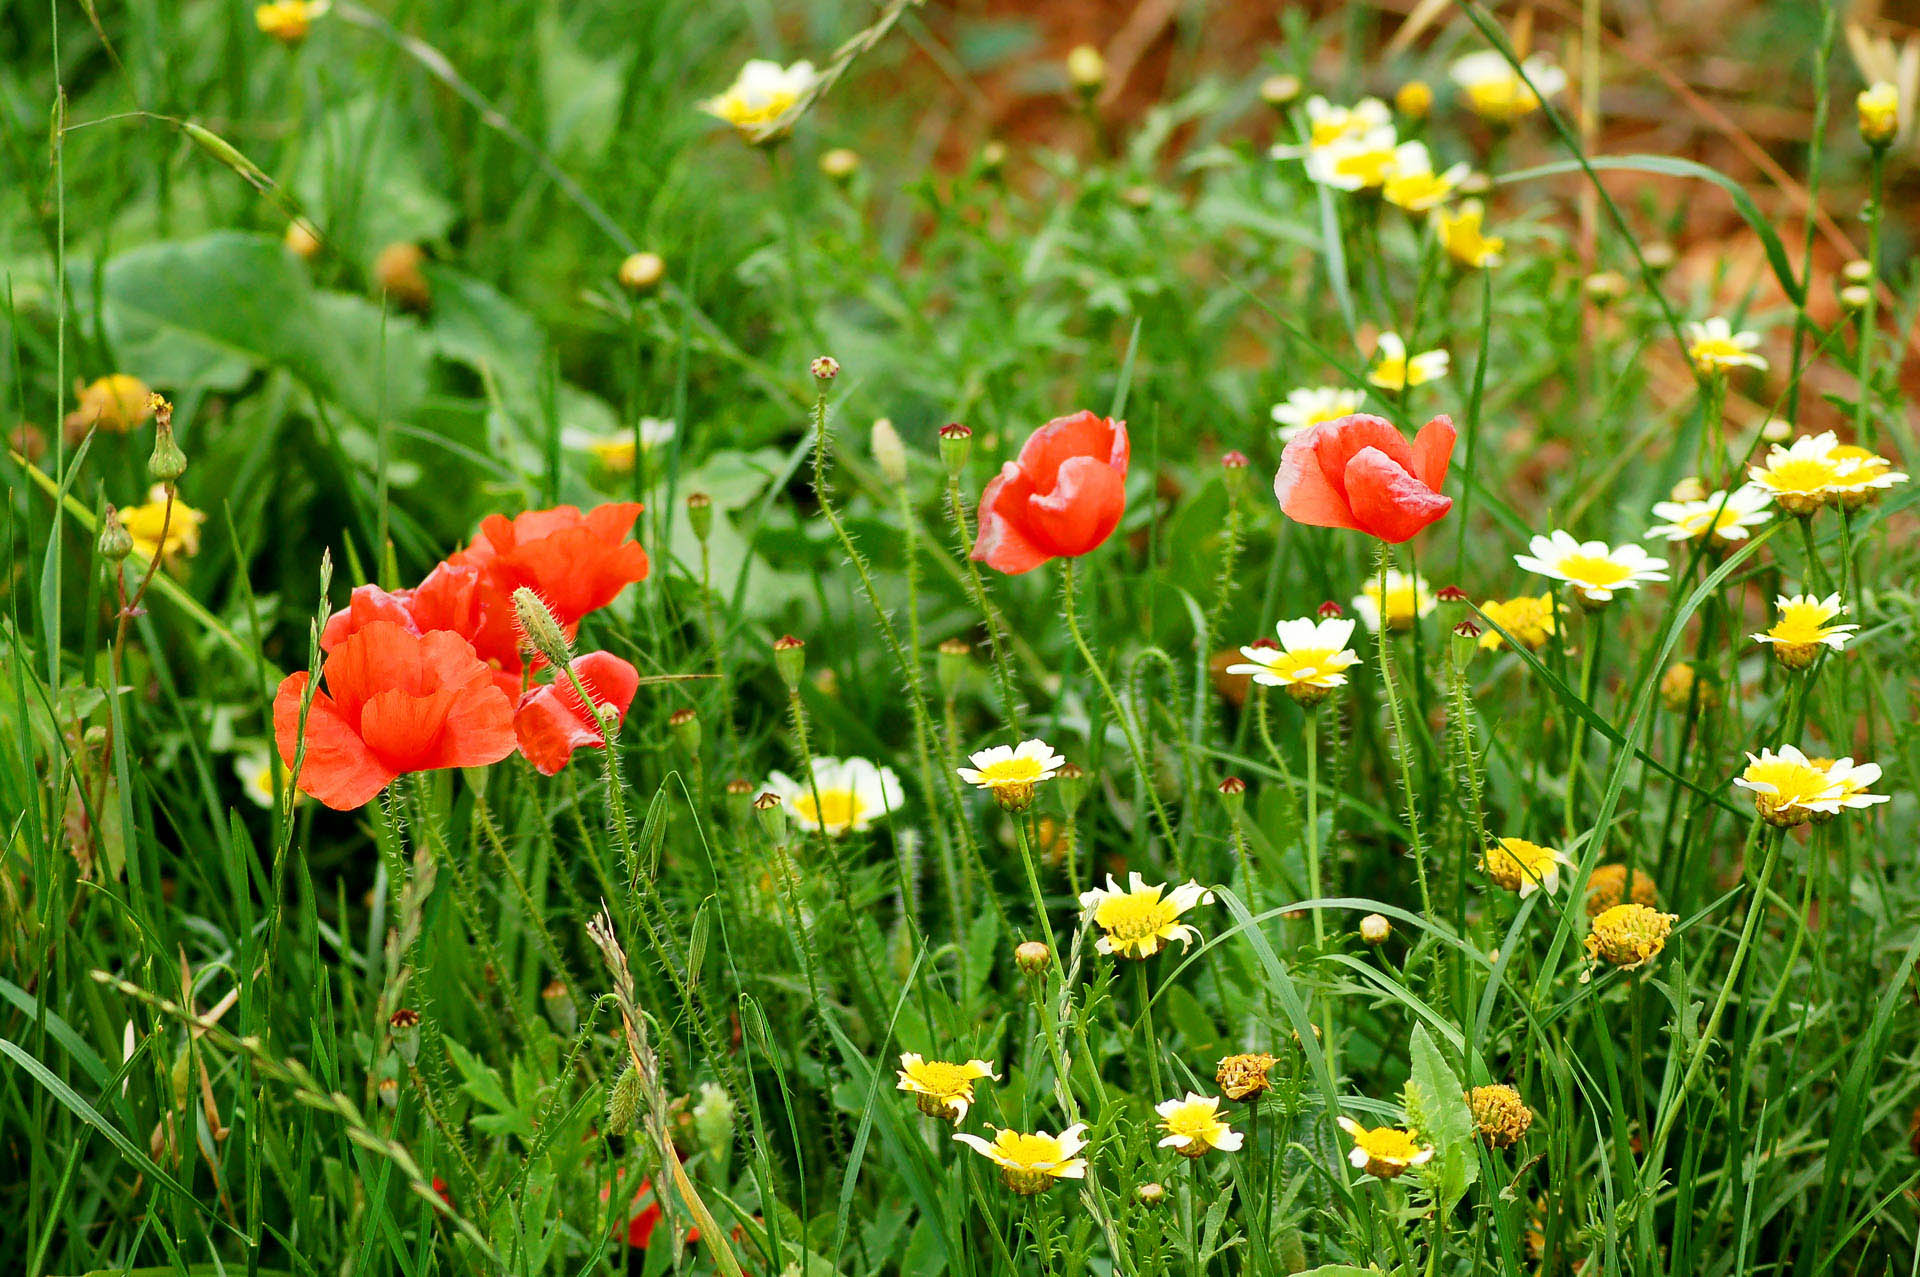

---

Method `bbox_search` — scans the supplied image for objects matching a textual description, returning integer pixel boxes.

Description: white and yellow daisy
[896,1054,998,1124]
[1351,569,1437,633]
[953,1124,1088,1195]
[1304,128,1401,191]
[1155,1093,1244,1158]
[1302,95,1393,147]
[1751,593,1858,669]
[957,738,1068,812]
[1827,443,1909,508]
[1685,317,1768,375]
[1226,617,1361,703]
[1746,432,1851,516]
[701,59,819,140]
[1513,530,1669,605]
[1644,484,1772,546]
[1449,50,1567,124]
[1270,386,1364,440]
[1481,837,1571,898]
[564,419,676,474]
[1734,745,1847,827]
[1813,756,1889,817]
[1078,873,1213,959]
[1434,199,1504,268]
[1367,332,1449,391]
[763,756,904,836]
[1337,1116,1434,1179]
[1381,142,1471,212]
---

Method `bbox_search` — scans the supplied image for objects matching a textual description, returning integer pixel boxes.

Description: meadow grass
[2,1,1918,1274]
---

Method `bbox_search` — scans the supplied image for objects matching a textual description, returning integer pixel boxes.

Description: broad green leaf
[1403,1024,1476,1213]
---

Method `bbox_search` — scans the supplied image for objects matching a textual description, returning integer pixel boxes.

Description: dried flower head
[1584,903,1678,975]
[1215,1053,1277,1101]
[1467,1084,1534,1148]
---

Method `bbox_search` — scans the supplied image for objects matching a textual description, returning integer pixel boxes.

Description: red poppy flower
[273,621,518,809]
[319,562,484,652]
[972,411,1129,574]
[513,652,640,776]
[1273,413,1455,543]
[450,503,650,666]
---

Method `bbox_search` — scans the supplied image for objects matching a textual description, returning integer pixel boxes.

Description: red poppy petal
[428,679,519,769]
[407,561,484,637]
[358,687,460,770]
[569,652,641,725]
[320,585,416,652]
[1344,446,1452,543]
[972,466,1051,574]
[1310,415,1417,503]
[1274,433,1362,531]
[274,673,396,809]
[585,501,644,544]
[319,620,425,721]
[514,686,603,775]
[1025,454,1125,557]
[1016,411,1129,488]
[1410,414,1457,493]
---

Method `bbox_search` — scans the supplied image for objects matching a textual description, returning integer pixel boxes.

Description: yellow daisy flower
[1367,332,1449,391]
[119,485,207,563]
[1513,530,1668,605]
[1751,593,1858,670]
[255,0,327,45]
[1381,142,1470,212]
[1078,873,1213,960]
[1337,1116,1433,1179]
[1155,1093,1243,1158]
[1746,432,1852,516]
[1449,50,1566,124]
[1734,744,1845,827]
[896,1054,998,1123]
[1644,485,1772,546]
[1481,837,1570,898]
[701,59,819,141]
[1684,317,1768,375]
[1476,594,1558,651]
[1583,903,1677,975]
[1226,616,1362,705]
[953,1124,1088,1194]
[957,738,1068,812]
[1434,200,1504,268]
[1352,569,1436,632]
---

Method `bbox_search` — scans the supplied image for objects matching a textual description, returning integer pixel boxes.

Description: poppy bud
[725,777,755,825]
[1217,774,1246,815]
[147,395,186,482]
[772,634,806,690]
[97,505,134,562]
[606,1063,643,1132]
[668,706,700,753]
[810,355,840,383]
[1015,940,1051,974]
[687,491,714,543]
[1451,619,1481,668]
[871,418,908,486]
[512,587,574,670]
[819,147,860,183]
[389,1008,421,1067]
[1220,450,1250,500]
[937,423,972,476]
[935,636,971,699]
[1317,600,1343,618]
[618,251,666,294]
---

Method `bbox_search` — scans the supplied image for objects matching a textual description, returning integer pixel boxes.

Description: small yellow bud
[1066,45,1106,93]
[285,219,322,259]
[1842,259,1874,285]
[373,242,431,311]
[1359,913,1392,945]
[1014,941,1051,975]
[1858,81,1900,147]
[1259,74,1301,108]
[1394,80,1433,119]
[618,251,666,294]
[819,147,861,182]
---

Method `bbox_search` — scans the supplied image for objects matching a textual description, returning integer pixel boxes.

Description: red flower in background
[972,411,1129,574]
[514,652,640,776]
[451,503,651,669]
[273,621,517,809]
[1273,413,1455,543]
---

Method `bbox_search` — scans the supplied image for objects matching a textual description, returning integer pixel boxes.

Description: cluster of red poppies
[274,503,652,810]
[971,408,1454,574]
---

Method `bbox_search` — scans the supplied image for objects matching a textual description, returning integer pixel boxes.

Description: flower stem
[1062,559,1178,848]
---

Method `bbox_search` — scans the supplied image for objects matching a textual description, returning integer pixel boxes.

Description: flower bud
[687,491,714,543]
[1359,913,1392,945]
[1220,450,1250,500]
[754,790,788,839]
[374,242,431,311]
[542,979,577,1034]
[1066,44,1106,94]
[1015,940,1051,975]
[668,706,700,754]
[1842,259,1874,285]
[1451,619,1482,668]
[1760,417,1792,443]
[1316,600,1343,619]
[1259,74,1301,108]
[285,219,322,259]
[1394,79,1433,120]
[377,1076,400,1109]
[810,355,840,383]
[871,418,909,486]
[618,251,666,294]
[389,1008,421,1067]
[1670,475,1707,503]
[938,422,972,476]
[97,505,134,562]
[1858,81,1899,148]
[512,587,573,669]
[979,141,1008,177]
[1217,774,1246,816]
[725,777,755,825]
[1840,283,1872,313]
[146,395,186,482]
[1136,1182,1167,1208]
[692,1081,736,1161]
[1641,241,1676,273]
[606,1063,643,1132]
[820,147,861,183]
[772,634,806,690]
[935,636,971,699]
[1584,270,1628,305]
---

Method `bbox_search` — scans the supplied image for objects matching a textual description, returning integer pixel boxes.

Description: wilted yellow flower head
[1584,863,1658,917]
[896,1053,997,1123]
[957,738,1068,812]
[1449,50,1567,123]
[1481,837,1569,898]
[1435,199,1504,268]
[1685,317,1768,375]
[1859,81,1900,146]
[953,1124,1088,1194]
[1156,1093,1244,1157]
[119,485,207,563]
[1752,593,1858,670]
[701,59,819,141]
[1337,1116,1433,1179]
[1078,873,1213,959]
[1477,594,1557,651]
[1467,1084,1534,1148]
[67,374,155,437]
[1659,662,1718,713]
[1583,903,1677,975]
[1215,1053,1277,1101]
[255,0,327,45]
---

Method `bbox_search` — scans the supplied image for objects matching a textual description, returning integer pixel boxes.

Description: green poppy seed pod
[541,980,577,1035]
[1451,619,1482,669]
[605,1063,643,1132]
[389,1008,421,1068]
[687,491,714,543]
[377,1077,400,1109]
[668,706,700,754]
[754,790,788,840]
[938,422,972,476]
[97,505,134,562]
[772,634,806,690]
[1217,774,1246,815]
[935,636,971,699]
[146,396,187,482]
[512,587,574,670]
[1055,761,1088,811]
[1220,450,1250,501]
[725,777,755,826]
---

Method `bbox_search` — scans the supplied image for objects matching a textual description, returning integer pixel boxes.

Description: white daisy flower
[763,756,904,836]
[1513,530,1669,604]
[1270,386,1364,440]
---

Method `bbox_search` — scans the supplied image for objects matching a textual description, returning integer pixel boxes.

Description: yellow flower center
[1385,172,1454,209]
[1333,146,1397,187]
[1555,554,1632,590]
[906,1061,978,1098]
[714,89,799,130]
[1767,604,1836,645]
[1094,891,1176,944]
[1689,337,1748,367]
[792,787,864,829]
[976,757,1045,787]
[1268,648,1342,685]
[1760,457,1841,494]
[1354,1125,1424,1161]
[994,1131,1068,1170]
